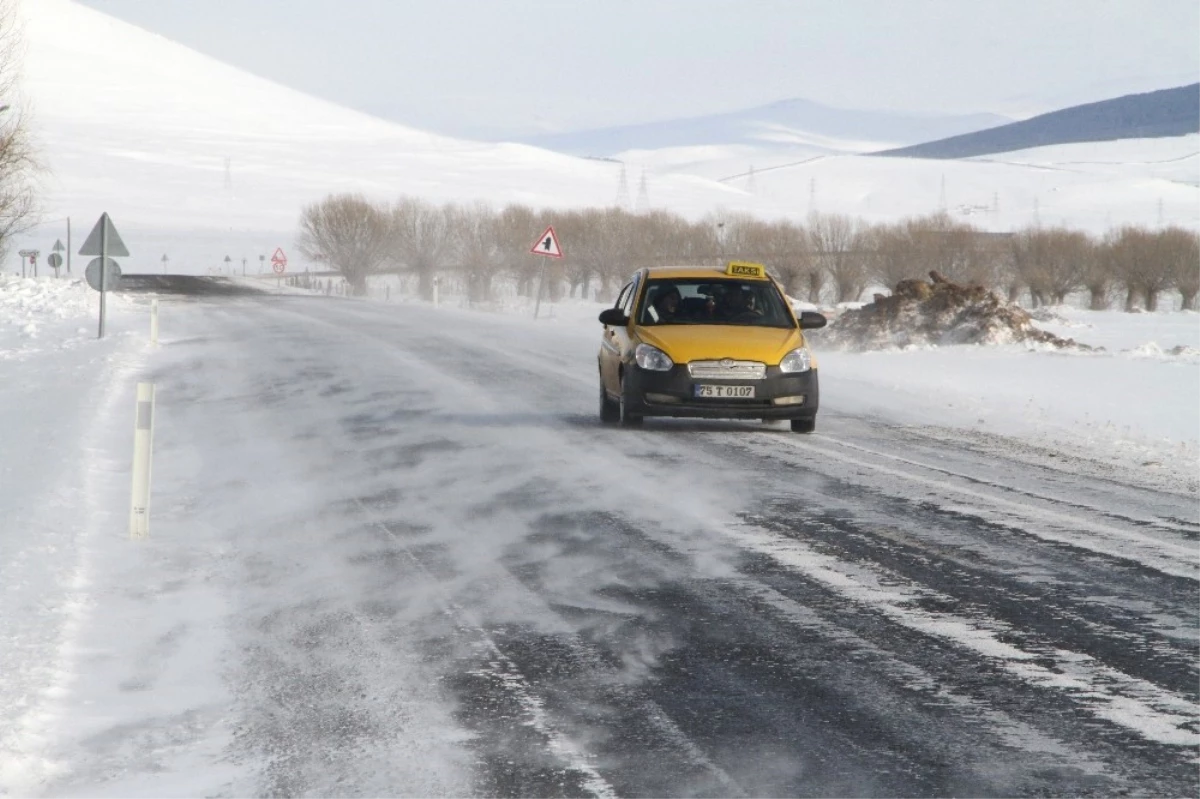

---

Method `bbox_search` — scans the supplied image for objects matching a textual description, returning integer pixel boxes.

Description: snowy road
[5,293,1198,797]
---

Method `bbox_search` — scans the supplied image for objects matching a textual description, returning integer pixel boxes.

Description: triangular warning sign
[78,213,130,257]
[529,225,563,258]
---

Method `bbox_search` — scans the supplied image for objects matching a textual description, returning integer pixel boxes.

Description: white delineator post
[150,299,159,345]
[130,383,155,539]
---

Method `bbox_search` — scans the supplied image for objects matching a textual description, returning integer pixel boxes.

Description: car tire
[619,378,643,427]
[790,417,816,434]
[599,380,619,424]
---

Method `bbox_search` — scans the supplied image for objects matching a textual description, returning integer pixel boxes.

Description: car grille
[687,360,767,380]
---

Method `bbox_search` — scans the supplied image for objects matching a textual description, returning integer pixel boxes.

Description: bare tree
[551,209,595,299]
[295,194,390,296]
[1108,227,1178,311]
[1084,234,1117,310]
[446,201,503,304]
[0,1,38,260]
[1172,231,1200,311]
[563,207,639,301]
[495,204,544,298]
[1109,228,1146,311]
[628,210,694,269]
[1011,227,1090,307]
[809,212,866,303]
[869,221,924,290]
[1161,227,1199,311]
[389,197,453,301]
[754,219,812,298]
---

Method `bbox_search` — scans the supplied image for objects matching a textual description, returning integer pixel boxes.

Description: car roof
[643,265,769,281]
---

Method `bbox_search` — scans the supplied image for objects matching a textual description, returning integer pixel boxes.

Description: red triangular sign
[529,226,563,258]
[271,247,287,265]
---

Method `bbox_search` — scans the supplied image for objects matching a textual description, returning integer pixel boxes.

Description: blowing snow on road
[1,282,1196,797]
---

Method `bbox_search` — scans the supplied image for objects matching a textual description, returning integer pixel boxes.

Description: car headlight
[779,347,812,373]
[634,343,674,371]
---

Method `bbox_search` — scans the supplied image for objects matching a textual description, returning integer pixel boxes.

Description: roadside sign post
[270,248,287,289]
[529,225,563,319]
[18,250,39,279]
[101,225,109,336]
[79,212,130,339]
[51,240,65,278]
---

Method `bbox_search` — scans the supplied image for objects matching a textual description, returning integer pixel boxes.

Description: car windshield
[638,278,795,328]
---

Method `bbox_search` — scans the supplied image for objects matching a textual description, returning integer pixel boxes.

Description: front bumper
[623,364,819,420]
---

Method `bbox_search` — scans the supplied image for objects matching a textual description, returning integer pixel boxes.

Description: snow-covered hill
[8,0,1199,278]
[622,134,1200,233]
[13,0,782,274]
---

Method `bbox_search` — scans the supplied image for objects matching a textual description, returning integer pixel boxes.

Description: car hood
[637,325,802,365]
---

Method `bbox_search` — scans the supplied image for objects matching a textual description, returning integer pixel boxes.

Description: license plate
[694,384,755,399]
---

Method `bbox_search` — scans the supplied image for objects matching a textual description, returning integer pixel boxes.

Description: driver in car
[721,287,762,321]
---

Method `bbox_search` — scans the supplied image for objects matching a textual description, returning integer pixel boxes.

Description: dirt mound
[819,271,1094,351]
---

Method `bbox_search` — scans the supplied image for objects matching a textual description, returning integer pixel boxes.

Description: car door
[600,281,633,396]
[611,273,642,388]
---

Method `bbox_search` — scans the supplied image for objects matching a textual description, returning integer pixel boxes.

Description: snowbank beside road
[0,275,138,360]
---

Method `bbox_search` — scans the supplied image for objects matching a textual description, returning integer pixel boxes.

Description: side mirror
[799,311,827,330]
[598,308,629,326]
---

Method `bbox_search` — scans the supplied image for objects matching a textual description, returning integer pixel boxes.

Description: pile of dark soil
[819,272,1095,351]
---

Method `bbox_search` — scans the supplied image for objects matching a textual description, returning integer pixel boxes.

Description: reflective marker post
[150,299,159,345]
[130,382,155,539]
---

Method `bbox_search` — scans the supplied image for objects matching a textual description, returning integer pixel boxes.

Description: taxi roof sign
[726,261,767,279]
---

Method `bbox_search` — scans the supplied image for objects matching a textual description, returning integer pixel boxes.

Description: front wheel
[619,378,643,427]
[790,417,816,434]
[599,380,619,424]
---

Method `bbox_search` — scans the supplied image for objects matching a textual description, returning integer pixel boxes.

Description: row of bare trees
[297,194,1200,311]
[0,0,39,261]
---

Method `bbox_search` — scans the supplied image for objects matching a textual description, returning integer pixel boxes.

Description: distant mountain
[877,84,1200,159]
[515,98,1010,157]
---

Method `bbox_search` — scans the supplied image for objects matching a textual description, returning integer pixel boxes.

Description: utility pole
[615,164,630,209]
[636,169,650,212]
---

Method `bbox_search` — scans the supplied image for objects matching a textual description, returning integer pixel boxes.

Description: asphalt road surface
[40,285,1200,797]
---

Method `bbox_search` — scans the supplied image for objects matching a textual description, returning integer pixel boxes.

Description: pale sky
[77,0,1199,138]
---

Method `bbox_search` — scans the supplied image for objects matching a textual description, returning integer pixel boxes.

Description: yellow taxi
[598,262,827,432]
